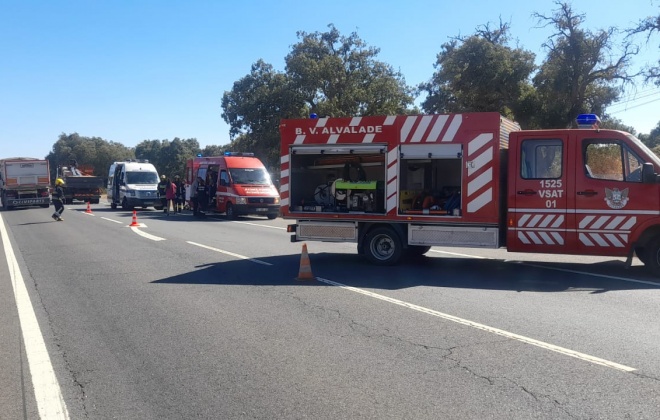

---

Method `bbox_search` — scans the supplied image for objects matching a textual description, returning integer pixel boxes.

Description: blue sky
[1,0,658,159]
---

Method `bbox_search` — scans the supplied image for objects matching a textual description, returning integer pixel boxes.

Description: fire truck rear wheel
[364,227,402,266]
[645,238,660,277]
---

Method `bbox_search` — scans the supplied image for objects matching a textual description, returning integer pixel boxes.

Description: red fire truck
[185,153,280,219]
[280,112,660,274]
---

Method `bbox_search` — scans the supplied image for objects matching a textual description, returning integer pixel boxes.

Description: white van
[107,160,162,210]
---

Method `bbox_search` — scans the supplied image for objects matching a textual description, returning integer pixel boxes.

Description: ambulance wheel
[111,202,117,209]
[364,227,402,266]
[645,238,660,277]
[226,203,236,219]
[267,214,277,220]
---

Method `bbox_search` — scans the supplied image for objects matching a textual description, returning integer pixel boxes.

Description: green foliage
[134,138,201,179]
[530,2,636,128]
[285,24,414,117]
[419,21,536,120]
[46,133,134,181]
[221,24,415,169]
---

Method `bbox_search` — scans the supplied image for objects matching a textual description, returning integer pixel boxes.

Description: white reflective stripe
[467,168,492,196]
[591,216,610,230]
[427,115,448,142]
[551,232,565,245]
[410,115,433,143]
[401,116,416,142]
[579,233,595,246]
[579,215,596,229]
[518,231,531,244]
[528,214,543,227]
[468,133,493,156]
[605,233,625,247]
[551,215,564,228]
[384,116,396,125]
[467,146,493,176]
[328,134,339,144]
[518,214,531,227]
[467,188,491,213]
[441,114,462,141]
[350,117,362,126]
[294,135,306,144]
[605,216,626,230]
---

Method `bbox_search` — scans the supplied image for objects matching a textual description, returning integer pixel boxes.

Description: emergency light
[223,151,255,157]
[576,114,601,128]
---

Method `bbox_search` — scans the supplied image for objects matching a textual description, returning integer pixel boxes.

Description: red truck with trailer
[0,157,51,210]
[185,152,281,219]
[279,112,660,275]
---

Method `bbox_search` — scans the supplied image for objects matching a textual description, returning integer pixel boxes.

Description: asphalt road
[2,202,660,419]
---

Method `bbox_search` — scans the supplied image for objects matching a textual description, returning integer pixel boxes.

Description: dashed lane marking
[187,241,272,265]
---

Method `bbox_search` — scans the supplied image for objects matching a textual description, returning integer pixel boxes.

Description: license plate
[256,208,268,212]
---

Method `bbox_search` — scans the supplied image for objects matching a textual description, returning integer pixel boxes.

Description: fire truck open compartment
[288,144,387,214]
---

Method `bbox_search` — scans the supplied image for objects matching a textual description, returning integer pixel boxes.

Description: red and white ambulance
[186,152,280,219]
[279,112,660,274]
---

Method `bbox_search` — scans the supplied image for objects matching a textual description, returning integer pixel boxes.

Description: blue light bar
[224,151,255,157]
[576,114,601,128]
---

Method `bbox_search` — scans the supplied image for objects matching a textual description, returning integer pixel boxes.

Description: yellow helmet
[55,178,64,186]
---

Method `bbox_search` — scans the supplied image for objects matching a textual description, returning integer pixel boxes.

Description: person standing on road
[165,176,177,216]
[174,175,185,213]
[157,174,168,212]
[51,178,65,221]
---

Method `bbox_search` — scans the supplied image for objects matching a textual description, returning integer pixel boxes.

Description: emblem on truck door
[605,188,629,210]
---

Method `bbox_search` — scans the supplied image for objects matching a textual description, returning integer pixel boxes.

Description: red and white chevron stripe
[516,213,566,246]
[578,215,636,248]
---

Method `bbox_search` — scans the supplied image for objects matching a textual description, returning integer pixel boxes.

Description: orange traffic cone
[85,201,93,214]
[129,210,140,227]
[295,243,315,281]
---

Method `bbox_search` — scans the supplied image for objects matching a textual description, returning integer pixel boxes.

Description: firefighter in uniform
[192,176,206,216]
[157,174,168,212]
[51,178,65,221]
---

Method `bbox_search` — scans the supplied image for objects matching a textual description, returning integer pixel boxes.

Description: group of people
[157,175,187,215]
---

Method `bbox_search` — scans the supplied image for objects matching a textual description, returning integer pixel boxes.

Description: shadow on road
[151,249,660,294]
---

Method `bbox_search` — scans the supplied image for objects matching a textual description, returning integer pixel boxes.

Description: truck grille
[247,197,276,204]
[137,190,158,199]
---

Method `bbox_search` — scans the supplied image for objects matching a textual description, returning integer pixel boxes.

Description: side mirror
[642,163,657,184]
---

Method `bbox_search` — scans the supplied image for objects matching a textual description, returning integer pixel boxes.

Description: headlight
[236,197,247,205]
[127,190,136,197]
[274,196,280,204]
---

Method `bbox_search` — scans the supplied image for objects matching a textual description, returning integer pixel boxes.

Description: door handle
[517,189,536,196]
[577,190,598,196]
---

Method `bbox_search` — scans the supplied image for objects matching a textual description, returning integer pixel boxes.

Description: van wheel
[267,214,277,220]
[111,202,117,209]
[226,203,236,219]
[121,197,133,210]
[364,227,402,266]
[644,238,660,277]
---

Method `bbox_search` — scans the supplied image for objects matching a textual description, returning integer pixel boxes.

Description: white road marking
[187,241,272,265]
[316,276,636,372]
[0,214,70,419]
[130,226,165,241]
[431,249,658,286]
[82,212,94,216]
[232,221,286,230]
[100,217,123,224]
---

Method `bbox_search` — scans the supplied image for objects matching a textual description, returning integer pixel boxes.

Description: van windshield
[229,168,272,185]
[126,171,159,184]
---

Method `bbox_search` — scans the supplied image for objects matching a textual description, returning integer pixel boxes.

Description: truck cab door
[508,134,569,253]
[574,135,657,257]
